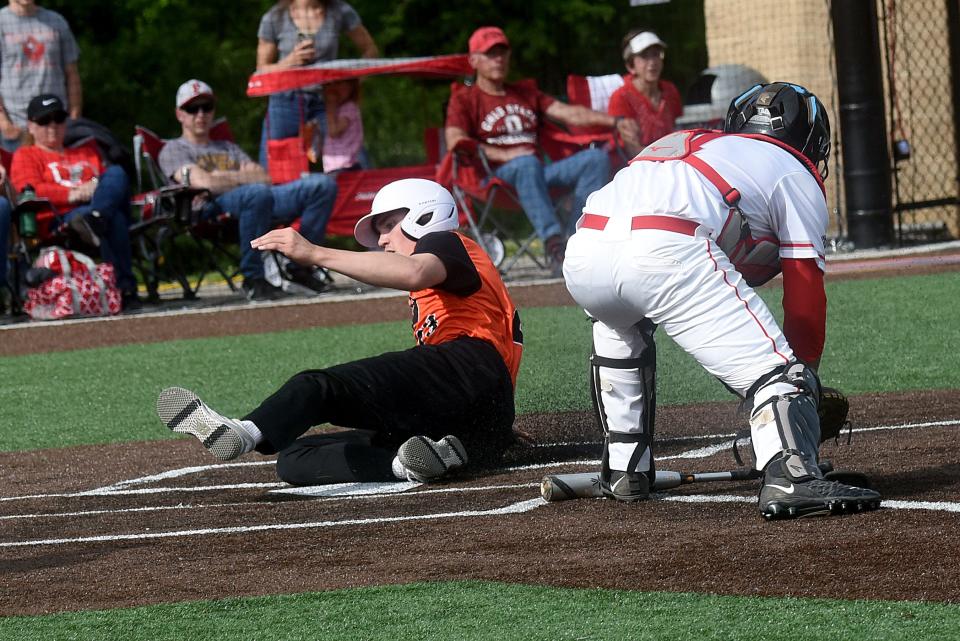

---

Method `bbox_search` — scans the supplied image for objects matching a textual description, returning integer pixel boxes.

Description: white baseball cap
[623,31,667,61]
[176,79,215,109]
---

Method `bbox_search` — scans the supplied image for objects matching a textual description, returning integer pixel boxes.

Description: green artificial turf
[3,581,958,641]
[1,271,959,452]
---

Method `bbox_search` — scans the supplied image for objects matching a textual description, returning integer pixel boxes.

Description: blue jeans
[0,196,11,287]
[493,147,610,240]
[259,90,326,168]
[209,174,338,281]
[208,183,274,281]
[62,165,137,293]
[270,172,337,244]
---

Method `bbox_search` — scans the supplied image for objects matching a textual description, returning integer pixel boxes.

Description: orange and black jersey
[409,231,523,387]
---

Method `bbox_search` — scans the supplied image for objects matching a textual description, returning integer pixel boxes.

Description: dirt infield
[2,249,960,616]
[2,390,959,615]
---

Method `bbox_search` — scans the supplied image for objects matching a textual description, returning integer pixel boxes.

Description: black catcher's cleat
[759,450,882,520]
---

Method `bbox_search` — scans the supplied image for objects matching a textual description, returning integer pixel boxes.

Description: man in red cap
[446,26,639,276]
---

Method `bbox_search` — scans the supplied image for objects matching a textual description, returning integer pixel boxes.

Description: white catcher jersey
[582,133,829,280]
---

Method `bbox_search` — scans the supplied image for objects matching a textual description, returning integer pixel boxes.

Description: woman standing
[607,29,682,158]
[255,0,378,169]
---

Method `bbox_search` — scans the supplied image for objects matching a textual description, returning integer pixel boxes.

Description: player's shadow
[869,462,960,499]
[0,540,152,575]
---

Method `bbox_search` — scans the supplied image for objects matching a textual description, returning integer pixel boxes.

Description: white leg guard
[748,362,822,471]
[591,319,657,476]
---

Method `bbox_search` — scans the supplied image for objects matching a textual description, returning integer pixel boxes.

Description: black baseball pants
[245,336,516,485]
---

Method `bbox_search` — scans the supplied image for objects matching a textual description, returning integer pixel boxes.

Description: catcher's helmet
[723,82,831,178]
[353,178,458,248]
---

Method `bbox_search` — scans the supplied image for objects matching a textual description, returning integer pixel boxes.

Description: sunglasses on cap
[181,102,214,115]
[33,112,68,126]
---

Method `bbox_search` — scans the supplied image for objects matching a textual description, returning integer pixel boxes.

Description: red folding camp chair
[561,73,630,166]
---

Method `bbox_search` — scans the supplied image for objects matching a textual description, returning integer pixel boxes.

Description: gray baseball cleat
[393,435,468,482]
[156,387,255,461]
[601,470,650,502]
[759,450,882,520]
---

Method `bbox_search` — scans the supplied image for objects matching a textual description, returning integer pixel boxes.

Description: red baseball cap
[469,26,510,54]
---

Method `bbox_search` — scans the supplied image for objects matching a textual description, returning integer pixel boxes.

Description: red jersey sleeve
[11,146,71,209]
[781,257,826,367]
[445,86,474,135]
[532,86,556,115]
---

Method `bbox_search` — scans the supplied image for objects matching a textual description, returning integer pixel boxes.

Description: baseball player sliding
[156,179,523,485]
[562,82,881,519]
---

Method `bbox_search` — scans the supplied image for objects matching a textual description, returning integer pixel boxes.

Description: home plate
[270,480,420,497]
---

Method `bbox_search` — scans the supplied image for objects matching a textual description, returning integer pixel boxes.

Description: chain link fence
[702,0,960,246]
[880,0,960,243]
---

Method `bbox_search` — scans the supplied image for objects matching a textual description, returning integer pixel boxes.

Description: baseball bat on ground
[540,460,836,503]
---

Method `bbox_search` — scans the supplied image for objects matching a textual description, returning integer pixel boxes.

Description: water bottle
[18,184,37,238]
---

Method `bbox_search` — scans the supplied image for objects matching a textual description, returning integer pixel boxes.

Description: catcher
[562,82,881,519]
[155,178,522,485]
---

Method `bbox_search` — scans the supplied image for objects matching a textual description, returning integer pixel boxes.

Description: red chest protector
[630,130,825,286]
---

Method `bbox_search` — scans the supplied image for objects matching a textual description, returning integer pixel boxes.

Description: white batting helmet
[353,178,459,248]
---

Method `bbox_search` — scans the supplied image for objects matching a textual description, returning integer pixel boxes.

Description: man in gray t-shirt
[159,79,338,301]
[0,1,81,151]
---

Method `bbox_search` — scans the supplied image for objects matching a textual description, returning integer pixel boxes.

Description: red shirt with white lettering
[11,143,103,210]
[446,80,555,165]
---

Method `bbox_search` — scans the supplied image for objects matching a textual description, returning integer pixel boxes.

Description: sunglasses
[33,112,68,126]
[181,102,215,115]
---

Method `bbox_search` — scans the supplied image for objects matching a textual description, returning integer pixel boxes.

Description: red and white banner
[247,55,471,97]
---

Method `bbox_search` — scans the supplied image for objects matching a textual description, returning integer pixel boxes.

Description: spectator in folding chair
[445,26,639,277]
[0,0,82,152]
[10,94,140,310]
[607,29,682,158]
[158,79,338,300]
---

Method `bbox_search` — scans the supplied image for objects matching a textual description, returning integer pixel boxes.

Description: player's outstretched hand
[251,227,319,267]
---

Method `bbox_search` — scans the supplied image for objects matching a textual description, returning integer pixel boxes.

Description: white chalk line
[0,498,546,549]
[6,493,960,549]
[3,482,542,522]
[656,495,960,514]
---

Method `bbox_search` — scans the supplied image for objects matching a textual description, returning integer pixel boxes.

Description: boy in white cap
[607,29,683,157]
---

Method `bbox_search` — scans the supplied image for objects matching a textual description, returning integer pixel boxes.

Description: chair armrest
[450,137,498,178]
[13,197,56,215]
[451,138,479,155]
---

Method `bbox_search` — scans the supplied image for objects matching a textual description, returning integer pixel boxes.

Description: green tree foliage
[40,0,705,167]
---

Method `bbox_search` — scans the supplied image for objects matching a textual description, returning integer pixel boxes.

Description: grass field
[2,581,957,641]
[3,270,960,638]
[2,271,958,453]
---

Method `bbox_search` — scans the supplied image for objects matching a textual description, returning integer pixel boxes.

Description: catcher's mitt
[819,386,851,443]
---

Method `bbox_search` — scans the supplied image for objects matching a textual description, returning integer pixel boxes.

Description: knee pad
[590,320,657,474]
[748,362,822,470]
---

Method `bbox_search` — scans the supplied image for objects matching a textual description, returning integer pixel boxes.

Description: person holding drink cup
[255,0,378,170]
